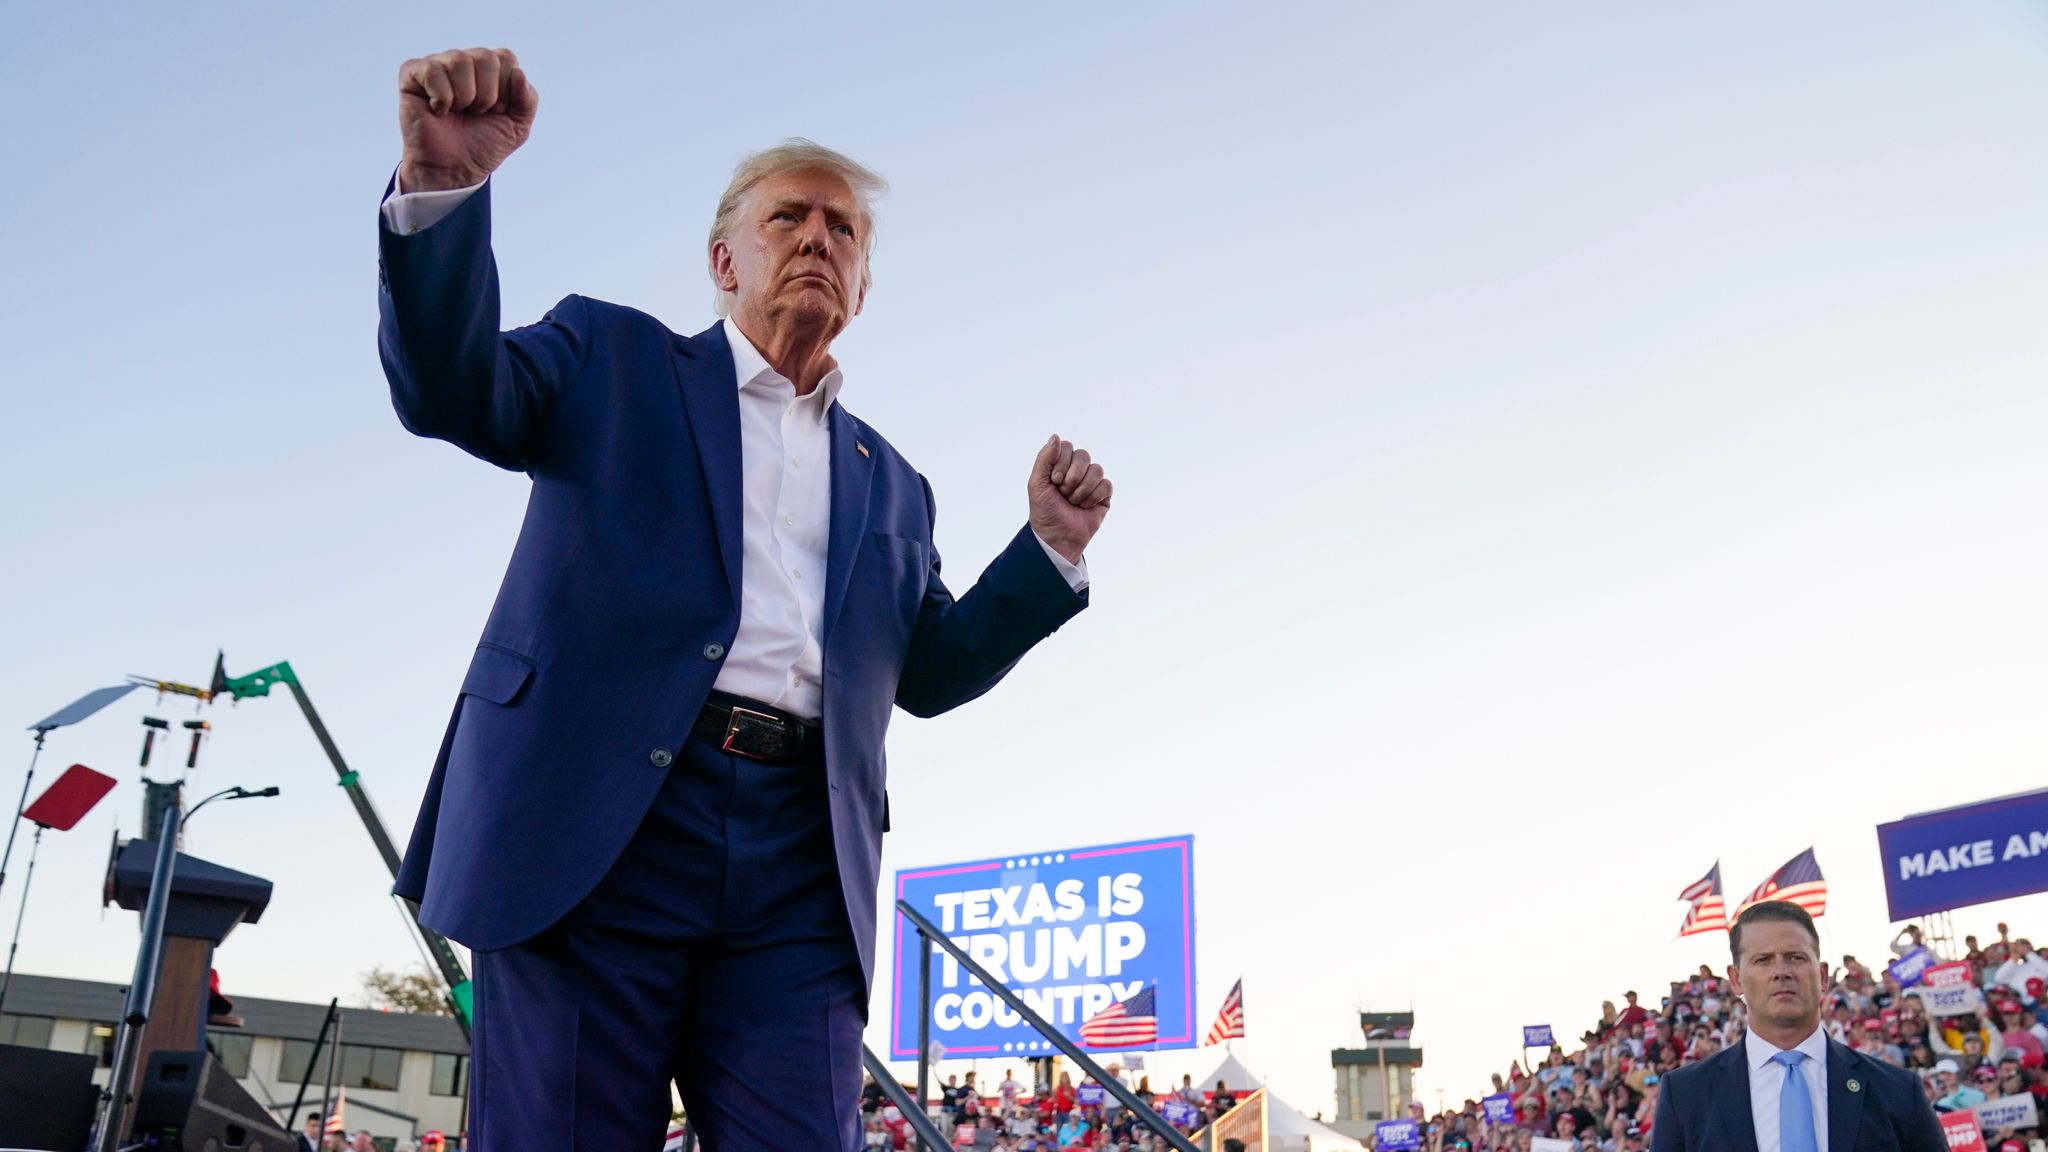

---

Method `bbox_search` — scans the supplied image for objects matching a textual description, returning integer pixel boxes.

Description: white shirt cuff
[380,169,485,235]
[1033,532,1089,592]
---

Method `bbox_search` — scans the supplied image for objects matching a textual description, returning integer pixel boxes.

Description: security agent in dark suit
[1649,902,1944,1152]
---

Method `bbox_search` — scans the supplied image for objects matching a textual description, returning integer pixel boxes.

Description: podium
[107,840,271,1079]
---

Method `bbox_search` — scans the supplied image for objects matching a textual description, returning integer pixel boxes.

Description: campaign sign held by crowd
[1375,1120,1421,1151]
[1923,961,1972,988]
[1915,982,1985,1018]
[1887,945,1938,987]
[1076,1084,1106,1107]
[1524,1024,1554,1048]
[1482,1094,1515,1125]
[889,835,1196,1058]
[1974,1093,2040,1132]
[1939,1111,1986,1152]
[1876,789,2048,921]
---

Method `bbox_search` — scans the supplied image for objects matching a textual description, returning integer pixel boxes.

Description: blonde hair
[707,139,887,316]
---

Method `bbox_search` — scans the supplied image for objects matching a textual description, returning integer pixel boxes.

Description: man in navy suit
[376,48,1111,1152]
[1649,902,1943,1152]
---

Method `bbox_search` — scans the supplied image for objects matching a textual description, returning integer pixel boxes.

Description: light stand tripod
[0,762,117,1017]
[0,729,45,911]
[7,684,143,905]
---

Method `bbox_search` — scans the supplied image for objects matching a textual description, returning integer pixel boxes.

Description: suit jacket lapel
[821,402,875,650]
[673,324,743,611]
[1826,1040,1866,1152]
[1716,1046,1762,1152]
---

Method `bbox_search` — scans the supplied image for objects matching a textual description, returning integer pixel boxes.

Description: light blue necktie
[1772,1050,1819,1152]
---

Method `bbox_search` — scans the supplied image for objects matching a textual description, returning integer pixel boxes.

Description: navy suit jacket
[376,181,1087,987]
[1648,1038,1944,1152]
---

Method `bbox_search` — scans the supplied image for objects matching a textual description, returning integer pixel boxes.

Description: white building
[2,972,468,1144]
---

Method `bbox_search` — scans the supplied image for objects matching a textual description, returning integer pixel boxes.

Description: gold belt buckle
[721,706,781,761]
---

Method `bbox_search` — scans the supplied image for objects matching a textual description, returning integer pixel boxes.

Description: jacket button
[702,642,726,660]
[649,748,673,768]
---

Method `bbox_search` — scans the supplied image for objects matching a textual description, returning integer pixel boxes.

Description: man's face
[714,168,867,340]
[1728,920,1825,1036]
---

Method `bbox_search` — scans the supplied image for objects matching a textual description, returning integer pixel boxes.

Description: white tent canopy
[1195,1049,1261,1094]
[1262,1089,1364,1152]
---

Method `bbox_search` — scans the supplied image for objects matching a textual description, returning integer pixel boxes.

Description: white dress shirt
[381,175,1089,721]
[717,316,837,717]
[1744,1026,1830,1152]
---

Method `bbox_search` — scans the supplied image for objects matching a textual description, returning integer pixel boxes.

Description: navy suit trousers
[470,735,864,1152]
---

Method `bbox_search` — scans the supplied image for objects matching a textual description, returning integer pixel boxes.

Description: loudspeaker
[0,1042,98,1150]
[134,1050,292,1151]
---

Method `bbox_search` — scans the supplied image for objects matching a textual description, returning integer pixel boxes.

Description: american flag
[1738,848,1828,918]
[1676,861,1729,937]
[1080,985,1158,1048]
[325,1089,346,1134]
[1205,979,1245,1046]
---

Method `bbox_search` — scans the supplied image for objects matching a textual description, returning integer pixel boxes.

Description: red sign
[1925,962,1973,988]
[1941,1111,1986,1152]
[22,765,117,832]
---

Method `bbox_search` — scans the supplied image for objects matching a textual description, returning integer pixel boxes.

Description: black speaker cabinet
[134,1049,292,1152]
[0,1042,99,1149]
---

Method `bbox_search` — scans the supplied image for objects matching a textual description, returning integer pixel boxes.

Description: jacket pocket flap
[872,532,925,560]
[461,645,537,704]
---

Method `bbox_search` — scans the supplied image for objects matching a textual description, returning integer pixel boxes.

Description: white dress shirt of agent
[1650,903,1945,1152]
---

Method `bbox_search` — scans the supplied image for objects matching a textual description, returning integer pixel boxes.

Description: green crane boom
[214,658,474,1034]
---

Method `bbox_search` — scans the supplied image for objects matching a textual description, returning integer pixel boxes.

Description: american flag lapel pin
[856,441,870,458]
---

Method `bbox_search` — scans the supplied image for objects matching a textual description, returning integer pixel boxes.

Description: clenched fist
[398,48,538,193]
[1029,435,1112,566]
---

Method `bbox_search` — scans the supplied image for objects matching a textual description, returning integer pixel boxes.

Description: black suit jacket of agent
[1647,1035,1947,1152]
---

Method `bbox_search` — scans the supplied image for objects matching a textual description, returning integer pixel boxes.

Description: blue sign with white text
[1523,1024,1553,1048]
[1876,790,2048,921]
[1376,1120,1421,1150]
[889,835,1196,1058]
[1482,1094,1514,1125]
[1887,945,1938,988]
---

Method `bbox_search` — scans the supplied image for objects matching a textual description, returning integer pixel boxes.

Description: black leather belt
[690,693,823,765]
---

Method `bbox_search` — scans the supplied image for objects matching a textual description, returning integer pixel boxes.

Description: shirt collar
[722,316,844,424]
[1745,1025,1829,1073]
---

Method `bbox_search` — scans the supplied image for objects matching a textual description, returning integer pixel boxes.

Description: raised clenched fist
[398,48,538,193]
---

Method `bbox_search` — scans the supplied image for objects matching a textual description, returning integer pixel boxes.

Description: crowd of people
[293,1113,455,1152]
[859,1065,1243,1150]
[1389,922,2048,1151]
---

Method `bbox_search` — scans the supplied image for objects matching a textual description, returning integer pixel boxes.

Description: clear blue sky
[4,0,2047,1116]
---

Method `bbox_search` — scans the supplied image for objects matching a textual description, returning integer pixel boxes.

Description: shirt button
[649,748,673,768]
[791,456,802,467]
[702,642,725,660]
[791,568,802,580]
[784,514,796,526]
